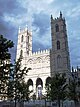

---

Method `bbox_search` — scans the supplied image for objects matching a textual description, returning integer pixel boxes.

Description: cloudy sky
[0,0,80,68]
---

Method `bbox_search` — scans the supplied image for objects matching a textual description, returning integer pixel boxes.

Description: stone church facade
[16,12,70,98]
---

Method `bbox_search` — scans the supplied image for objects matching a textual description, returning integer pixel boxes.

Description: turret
[50,12,71,76]
[16,26,32,61]
[60,11,62,19]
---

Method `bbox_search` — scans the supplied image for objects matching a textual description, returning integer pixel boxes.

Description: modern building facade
[16,12,70,99]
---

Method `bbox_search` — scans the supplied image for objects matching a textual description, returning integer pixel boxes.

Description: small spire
[72,66,74,72]
[25,25,28,31]
[77,66,78,70]
[51,14,53,20]
[60,11,62,18]
[19,26,21,33]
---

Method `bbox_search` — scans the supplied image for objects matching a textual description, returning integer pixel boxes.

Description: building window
[20,50,23,57]
[28,36,29,42]
[21,35,23,42]
[27,51,29,55]
[55,24,59,32]
[57,41,60,50]
[57,55,62,68]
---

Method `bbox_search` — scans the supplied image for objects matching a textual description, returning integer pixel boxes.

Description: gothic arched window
[55,24,59,32]
[20,50,23,57]
[57,55,62,68]
[46,77,51,86]
[28,36,29,42]
[57,41,60,50]
[27,79,33,91]
[21,35,23,42]
[36,78,43,88]
[27,79,33,86]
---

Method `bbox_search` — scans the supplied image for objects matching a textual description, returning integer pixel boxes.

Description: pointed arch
[20,50,23,57]
[55,24,59,32]
[36,57,42,63]
[46,77,51,85]
[36,78,43,88]
[28,36,29,42]
[27,59,33,64]
[27,79,33,91]
[45,55,50,61]
[45,55,50,63]
[27,79,33,86]
[57,40,60,50]
[57,55,62,68]
[36,78,43,99]
[21,35,23,42]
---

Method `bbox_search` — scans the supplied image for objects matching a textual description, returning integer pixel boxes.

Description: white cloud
[66,5,80,18]
[32,25,51,48]
[2,0,80,67]
[17,0,57,17]
[3,14,22,25]
[3,0,59,27]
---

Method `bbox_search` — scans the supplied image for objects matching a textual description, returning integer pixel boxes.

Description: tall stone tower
[15,12,71,98]
[16,26,32,66]
[50,12,70,76]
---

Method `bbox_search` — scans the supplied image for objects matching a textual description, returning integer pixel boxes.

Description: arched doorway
[27,79,33,91]
[36,78,43,99]
[45,77,51,99]
[46,77,51,86]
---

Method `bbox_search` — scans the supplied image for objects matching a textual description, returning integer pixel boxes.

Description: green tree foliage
[7,80,14,100]
[17,81,31,101]
[0,35,14,99]
[0,35,14,60]
[7,56,31,103]
[68,78,79,106]
[45,84,51,100]
[46,73,67,107]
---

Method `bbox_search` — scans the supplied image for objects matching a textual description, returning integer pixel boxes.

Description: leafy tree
[46,73,67,107]
[7,80,14,100]
[18,81,31,101]
[0,35,14,100]
[7,56,31,107]
[0,35,14,60]
[68,78,79,106]
[45,84,51,100]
